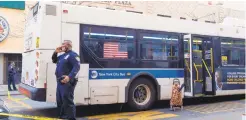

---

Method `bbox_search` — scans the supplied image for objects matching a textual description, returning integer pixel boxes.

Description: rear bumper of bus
[18,83,46,101]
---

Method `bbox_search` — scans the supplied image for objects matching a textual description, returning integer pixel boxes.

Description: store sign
[62,1,133,7]
[0,16,10,42]
[103,1,132,6]
[0,1,25,10]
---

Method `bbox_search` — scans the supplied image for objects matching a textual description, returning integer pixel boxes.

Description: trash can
[0,99,9,119]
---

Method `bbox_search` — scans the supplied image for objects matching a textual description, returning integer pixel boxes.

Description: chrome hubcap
[133,84,151,105]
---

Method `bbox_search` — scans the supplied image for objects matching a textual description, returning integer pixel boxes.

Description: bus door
[183,34,193,96]
[201,37,214,95]
[183,34,215,97]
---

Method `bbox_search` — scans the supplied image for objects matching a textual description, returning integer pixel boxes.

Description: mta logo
[91,71,98,79]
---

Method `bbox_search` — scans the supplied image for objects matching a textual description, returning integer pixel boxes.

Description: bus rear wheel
[127,77,156,111]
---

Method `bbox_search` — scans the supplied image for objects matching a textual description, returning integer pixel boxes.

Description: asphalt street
[0,94,244,120]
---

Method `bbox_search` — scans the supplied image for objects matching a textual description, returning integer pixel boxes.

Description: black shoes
[8,88,17,91]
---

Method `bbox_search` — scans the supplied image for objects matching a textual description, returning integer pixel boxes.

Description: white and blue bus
[19,1,245,110]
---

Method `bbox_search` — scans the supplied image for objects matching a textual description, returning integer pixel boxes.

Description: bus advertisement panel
[215,67,245,91]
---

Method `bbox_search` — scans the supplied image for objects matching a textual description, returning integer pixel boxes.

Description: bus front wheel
[127,77,156,111]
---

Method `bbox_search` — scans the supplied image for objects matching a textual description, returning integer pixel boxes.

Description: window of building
[139,32,179,60]
[83,25,135,59]
[4,54,22,84]
[221,38,245,66]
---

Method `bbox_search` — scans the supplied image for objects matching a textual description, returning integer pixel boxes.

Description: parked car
[0,99,9,119]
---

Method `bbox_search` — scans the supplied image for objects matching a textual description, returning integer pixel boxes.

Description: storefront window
[4,54,22,84]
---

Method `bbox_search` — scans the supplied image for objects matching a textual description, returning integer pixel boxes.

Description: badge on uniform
[76,56,80,62]
[64,55,70,59]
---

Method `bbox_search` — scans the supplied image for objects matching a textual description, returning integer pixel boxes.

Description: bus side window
[220,38,245,66]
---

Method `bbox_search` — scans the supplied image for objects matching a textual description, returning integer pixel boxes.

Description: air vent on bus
[46,5,56,16]
[192,19,198,21]
[157,14,171,18]
[106,7,115,10]
[126,10,143,14]
[205,20,216,24]
[88,5,97,8]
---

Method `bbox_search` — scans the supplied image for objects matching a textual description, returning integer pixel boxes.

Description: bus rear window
[33,2,39,16]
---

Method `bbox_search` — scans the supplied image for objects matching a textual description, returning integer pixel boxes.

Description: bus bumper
[18,83,46,101]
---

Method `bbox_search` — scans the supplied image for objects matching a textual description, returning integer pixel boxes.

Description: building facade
[0,1,25,84]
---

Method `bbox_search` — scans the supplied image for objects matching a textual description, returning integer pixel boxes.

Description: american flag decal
[104,42,128,58]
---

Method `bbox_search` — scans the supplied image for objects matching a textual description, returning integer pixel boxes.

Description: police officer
[52,40,80,120]
[8,62,17,91]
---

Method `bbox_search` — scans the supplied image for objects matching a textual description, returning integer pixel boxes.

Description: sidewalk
[0,84,21,96]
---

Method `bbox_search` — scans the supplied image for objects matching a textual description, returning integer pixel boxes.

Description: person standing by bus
[8,62,17,91]
[51,40,80,120]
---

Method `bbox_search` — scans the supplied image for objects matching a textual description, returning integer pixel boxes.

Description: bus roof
[47,2,245,39]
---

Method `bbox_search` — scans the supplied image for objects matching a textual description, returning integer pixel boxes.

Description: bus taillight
[36,52,39,59]
[26,72,29,82]
[63,10,68,14]
[44,83,47,88]
[36,60,39,67]
[35,69,38,81]
[19,87,31,98]
[35,51,39,81]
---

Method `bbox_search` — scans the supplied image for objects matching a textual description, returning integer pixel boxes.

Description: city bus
[19,1,245,110]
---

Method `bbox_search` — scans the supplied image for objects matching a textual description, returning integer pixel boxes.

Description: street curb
[0,94,21,96]
[0,91,21,96]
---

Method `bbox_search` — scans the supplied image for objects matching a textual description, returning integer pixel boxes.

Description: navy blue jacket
[52,50,80,81]
[8,65,16,77]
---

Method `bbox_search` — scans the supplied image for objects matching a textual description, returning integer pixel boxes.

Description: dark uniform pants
[56,80,77,120]
[8,76,17,90]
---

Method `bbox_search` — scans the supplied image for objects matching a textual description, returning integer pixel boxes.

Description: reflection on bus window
[83,26,135,59]
[192,38,202,51]
[83,26,134,41]
[221,38,245,66]
[139,33,179,60]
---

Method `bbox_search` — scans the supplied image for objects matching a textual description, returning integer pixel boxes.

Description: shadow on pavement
[20,94,245,118]
[153,94,245,109]
[20,104,124,118]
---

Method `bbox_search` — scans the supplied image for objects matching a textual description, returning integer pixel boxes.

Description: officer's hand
[61,75,70,83]
[55,46,63,53]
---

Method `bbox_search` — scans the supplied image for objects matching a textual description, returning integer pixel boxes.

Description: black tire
[127,77,156,111]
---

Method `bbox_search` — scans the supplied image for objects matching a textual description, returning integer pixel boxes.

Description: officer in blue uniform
[52,40,80,120]
[8,62,17,91]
